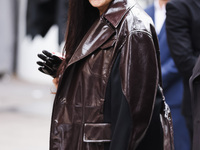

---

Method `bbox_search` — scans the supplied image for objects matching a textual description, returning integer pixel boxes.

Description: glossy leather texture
[50,0,173,149]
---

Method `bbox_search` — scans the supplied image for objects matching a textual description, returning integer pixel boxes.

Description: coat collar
[67,18,115,67]
[67,0,136,68]
[103,0,137,28]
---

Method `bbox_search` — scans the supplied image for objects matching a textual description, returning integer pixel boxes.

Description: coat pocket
[83,123,111,143]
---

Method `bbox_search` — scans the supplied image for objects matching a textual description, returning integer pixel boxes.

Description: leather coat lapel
[104,0,136,28]
[67,0,137,68]
[67,17,115,68]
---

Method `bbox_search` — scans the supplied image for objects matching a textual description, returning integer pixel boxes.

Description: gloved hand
[37,50,63,78]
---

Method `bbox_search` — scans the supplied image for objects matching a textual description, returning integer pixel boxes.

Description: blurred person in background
[37,0,174,149]
[26,0,69,45]
[145,0,191,149]
[0,0,16,78]
[166,0,200,149]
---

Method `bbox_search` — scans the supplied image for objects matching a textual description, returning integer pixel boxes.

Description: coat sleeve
[119,30,159,149]
[166,1,197,80]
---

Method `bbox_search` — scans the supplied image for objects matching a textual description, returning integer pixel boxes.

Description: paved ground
[0,76,55,150]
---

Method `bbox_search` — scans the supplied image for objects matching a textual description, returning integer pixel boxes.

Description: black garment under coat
[50,0,174,149]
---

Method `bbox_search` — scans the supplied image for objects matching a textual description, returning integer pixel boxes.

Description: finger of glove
[42,66,56,78]
[37,59,53,70]
[39,66,53,75]
[38,67,46,74]
[38,54,55,66]
[42,50,53,58]
[46,57,55,65]
[38,53,47,61]
[42,62,55,72]
[38,67,56,78]
[37,61,44,66]
[42,50,63,63]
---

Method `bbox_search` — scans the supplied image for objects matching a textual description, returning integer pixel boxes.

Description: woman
[37,0,174,149]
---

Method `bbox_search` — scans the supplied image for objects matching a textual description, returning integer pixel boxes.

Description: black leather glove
[37,50,63,78]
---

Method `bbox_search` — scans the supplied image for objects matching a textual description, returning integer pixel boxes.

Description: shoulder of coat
[119,3,154,36]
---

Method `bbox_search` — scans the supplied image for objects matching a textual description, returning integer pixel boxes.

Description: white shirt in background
[154,0,166,34]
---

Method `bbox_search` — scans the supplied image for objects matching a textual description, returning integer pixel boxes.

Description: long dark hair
[57,0,99,77]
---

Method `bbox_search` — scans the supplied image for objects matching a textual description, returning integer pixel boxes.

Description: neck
[98,4,110,16]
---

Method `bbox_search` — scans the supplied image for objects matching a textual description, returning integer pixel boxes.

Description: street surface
[0,76,55,150]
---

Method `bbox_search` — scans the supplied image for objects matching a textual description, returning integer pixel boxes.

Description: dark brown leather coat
[50,0,174,149]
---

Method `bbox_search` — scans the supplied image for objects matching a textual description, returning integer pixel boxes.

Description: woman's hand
[53,78,59,89]
[37,50,63,78]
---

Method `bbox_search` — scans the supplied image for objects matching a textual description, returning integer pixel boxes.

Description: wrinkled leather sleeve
[119,30,159,149]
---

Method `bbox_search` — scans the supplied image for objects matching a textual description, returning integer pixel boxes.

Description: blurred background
[0,0,153,149]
